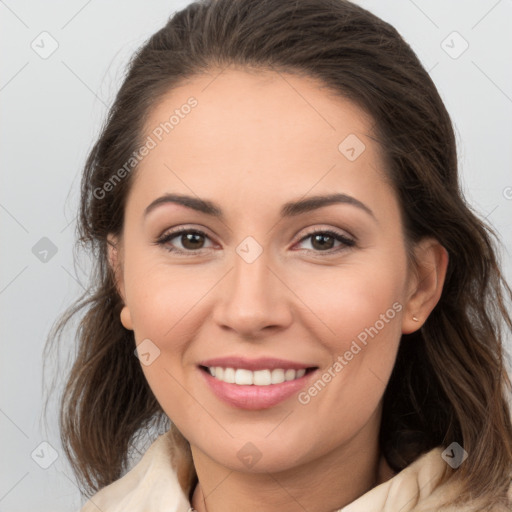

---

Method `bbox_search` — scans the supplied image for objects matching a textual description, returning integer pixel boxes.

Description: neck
[190,410,393,512]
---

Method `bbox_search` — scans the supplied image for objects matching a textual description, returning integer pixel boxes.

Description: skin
[108,67,448,512]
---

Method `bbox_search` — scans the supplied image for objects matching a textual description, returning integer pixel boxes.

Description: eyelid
[293,227,355,253]
[154,225,217,252]
[295,224,356,243]
[155,224,356,255]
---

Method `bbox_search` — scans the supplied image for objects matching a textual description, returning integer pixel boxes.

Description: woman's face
[111,68,428,474]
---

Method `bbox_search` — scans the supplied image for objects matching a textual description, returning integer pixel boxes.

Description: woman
[44,0,512,510]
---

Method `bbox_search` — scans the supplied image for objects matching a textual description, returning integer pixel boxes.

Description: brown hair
[43,0,512,508]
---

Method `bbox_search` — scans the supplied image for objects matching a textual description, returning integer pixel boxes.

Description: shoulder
[78,430,192,512]
[341,447,511,512]
[340,447,450,511]
[412,449,512,512]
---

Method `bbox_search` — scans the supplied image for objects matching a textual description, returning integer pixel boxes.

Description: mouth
[199,365,316,385]
[197,357,319,410]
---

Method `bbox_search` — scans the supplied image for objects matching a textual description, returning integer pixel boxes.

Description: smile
[197,357,319,410]
[203,366,310,385]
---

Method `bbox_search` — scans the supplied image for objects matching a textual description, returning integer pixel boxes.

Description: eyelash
[154,226,356,256]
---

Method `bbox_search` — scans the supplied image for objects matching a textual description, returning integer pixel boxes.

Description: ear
[107,234,133,331]
[402,238,449,334]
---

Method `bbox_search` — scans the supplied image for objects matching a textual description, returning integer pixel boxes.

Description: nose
[212,248,293,339]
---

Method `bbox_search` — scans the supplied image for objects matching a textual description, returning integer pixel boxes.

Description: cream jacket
[78,430,511,512]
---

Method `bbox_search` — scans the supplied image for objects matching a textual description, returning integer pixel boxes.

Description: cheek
[124,262,217,410]
[291,257,405,349]
[290,260,405,419]
[124,256,209,341]
[126,267,206,425]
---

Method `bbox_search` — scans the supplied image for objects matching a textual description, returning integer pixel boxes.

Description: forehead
[143,66,375,155]
[128,67,392,218]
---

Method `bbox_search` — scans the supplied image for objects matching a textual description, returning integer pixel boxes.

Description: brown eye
[311,233,336,251]
[155,229,214,254]
[180,232,206,250]
[296,229,355,253]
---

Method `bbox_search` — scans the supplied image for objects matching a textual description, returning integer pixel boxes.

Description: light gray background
[1,1,511,511]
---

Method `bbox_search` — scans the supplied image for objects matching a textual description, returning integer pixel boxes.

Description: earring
[412,315,419,322]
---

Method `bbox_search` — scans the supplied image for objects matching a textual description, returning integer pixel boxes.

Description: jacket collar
[79,429,506,512]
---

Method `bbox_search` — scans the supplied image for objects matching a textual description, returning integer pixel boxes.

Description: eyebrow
[144,193,375,220]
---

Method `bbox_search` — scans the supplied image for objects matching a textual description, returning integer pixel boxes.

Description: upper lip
[198,356,317,371]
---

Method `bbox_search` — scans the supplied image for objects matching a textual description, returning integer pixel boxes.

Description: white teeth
[223,367,235,383]
[207,366,309,385]
[271,368,285,384]
[253,369,271,385]
[235,369,253,385]
[285,369,296,381]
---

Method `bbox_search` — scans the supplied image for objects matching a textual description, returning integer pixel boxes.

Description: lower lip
[199,367,317,410]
